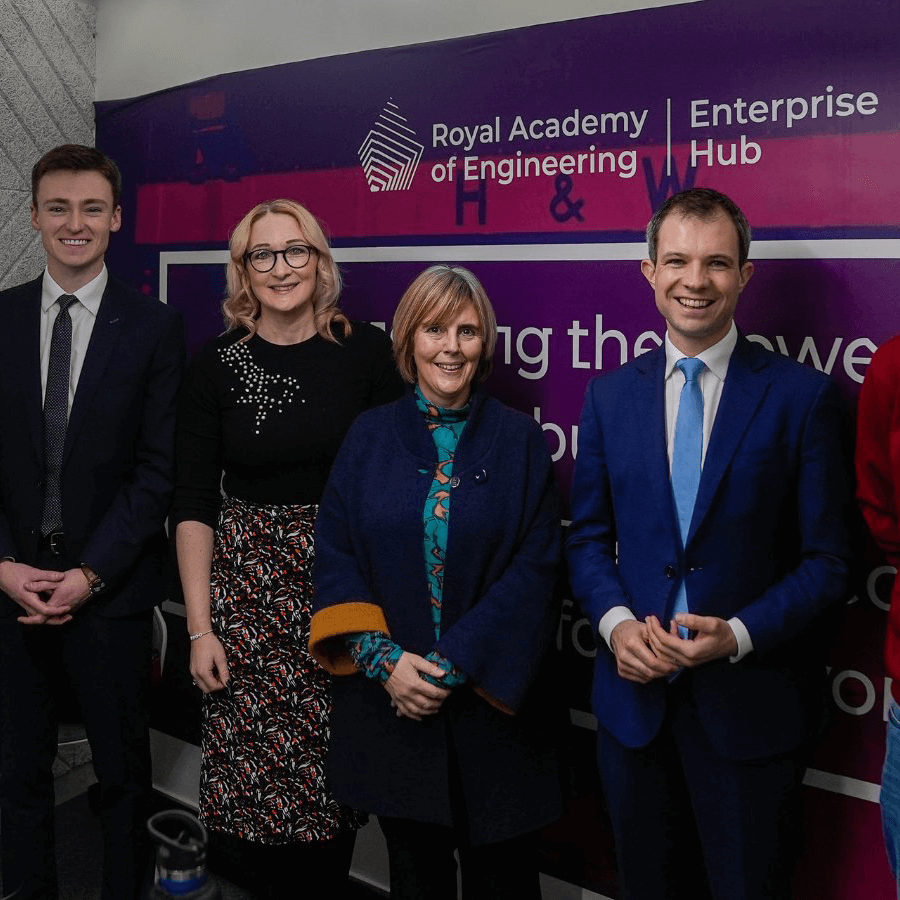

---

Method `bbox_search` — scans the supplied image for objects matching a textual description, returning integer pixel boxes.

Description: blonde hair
[392,265,497,384]
[223,199,350,342]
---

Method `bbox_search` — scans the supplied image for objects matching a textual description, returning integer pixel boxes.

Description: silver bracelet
[189,629,214,642]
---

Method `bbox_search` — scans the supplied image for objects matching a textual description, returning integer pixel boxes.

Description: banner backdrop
[97,0,900,896]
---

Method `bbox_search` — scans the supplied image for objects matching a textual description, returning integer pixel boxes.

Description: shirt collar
[664,321,738,383]
[41,266,108,317]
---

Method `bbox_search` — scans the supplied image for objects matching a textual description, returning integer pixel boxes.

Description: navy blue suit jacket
[566,334,849,760]
[312,388,562,842]
[0,274,185,617]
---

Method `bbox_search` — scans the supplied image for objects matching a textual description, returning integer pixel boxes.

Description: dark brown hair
[31,144,122,207]
[646,187,751,266]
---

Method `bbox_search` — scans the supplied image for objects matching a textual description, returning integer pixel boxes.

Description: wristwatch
[80,564,106,596]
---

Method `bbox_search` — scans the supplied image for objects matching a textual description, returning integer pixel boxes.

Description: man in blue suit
[0,145,185,899]
[566,188,849,900]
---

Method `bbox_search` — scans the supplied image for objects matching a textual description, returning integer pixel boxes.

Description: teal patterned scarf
[415,384,470,642]
[345,387,470,690]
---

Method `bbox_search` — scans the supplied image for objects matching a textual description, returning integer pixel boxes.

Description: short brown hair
[31,144,122,207]
[223,199,349,343]
[646,187,751,267]
[392,265,497,384]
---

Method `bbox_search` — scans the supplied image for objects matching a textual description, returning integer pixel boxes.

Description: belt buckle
[47,531,65,555]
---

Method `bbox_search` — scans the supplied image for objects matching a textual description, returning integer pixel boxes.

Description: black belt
[38,530,66,556]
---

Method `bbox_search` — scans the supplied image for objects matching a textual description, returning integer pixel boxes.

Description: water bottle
[146,809,221,900]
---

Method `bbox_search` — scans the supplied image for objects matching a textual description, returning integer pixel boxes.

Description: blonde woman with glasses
[172,199,403,896]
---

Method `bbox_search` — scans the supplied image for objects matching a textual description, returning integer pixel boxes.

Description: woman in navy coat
[310,265,562,899]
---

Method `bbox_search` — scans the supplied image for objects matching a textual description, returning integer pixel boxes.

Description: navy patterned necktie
[41,293,77,535]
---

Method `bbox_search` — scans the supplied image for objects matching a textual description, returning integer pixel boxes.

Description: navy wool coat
[310,388,563,843]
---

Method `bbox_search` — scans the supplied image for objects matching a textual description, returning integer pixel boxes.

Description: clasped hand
[0,561,91,626]
[385,652,451,720]
[611,614,738,684]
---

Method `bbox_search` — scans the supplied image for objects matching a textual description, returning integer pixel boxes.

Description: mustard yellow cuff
[309,602,390,674]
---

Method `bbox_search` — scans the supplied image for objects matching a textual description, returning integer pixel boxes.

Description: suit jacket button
[450,476,460,488]
[664,565,677,579]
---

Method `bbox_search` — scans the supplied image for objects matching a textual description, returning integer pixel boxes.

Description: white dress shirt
[597,321,753,662]
[40,267,107,412]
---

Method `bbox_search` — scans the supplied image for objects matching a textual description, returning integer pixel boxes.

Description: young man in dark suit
[566,188,849,899]
[0,144,185,899]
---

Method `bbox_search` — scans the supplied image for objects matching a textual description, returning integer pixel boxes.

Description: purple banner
[97,0,900,895]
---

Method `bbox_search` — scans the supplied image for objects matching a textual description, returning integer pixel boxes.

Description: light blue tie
[670,357,706,638]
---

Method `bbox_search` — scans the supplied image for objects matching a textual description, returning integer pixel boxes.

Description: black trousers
[0,603,153,900]
[377,736,543,900]
[378,816,542,900]
[208,828,357,900]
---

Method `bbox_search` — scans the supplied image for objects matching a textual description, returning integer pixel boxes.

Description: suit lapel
[688,335,771,542]
[636,346,679,530]
[9,278,47,463]
[63,280,127,463]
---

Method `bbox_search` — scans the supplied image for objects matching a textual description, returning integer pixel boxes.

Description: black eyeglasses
[244,244,317,273]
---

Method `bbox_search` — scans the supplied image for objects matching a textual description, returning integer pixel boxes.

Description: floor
[0,727,384,900]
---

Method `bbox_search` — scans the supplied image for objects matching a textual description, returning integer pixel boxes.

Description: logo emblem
[359,99,423,192]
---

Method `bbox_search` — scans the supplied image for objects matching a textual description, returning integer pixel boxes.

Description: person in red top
[856,334,900,889]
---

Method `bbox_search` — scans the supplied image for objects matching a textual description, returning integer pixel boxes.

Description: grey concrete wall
[0,0,96,290]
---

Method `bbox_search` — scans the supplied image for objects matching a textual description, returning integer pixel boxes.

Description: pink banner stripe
[135,131,899,244]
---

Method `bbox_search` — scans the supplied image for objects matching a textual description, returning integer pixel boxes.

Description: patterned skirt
[200,496,358,844]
